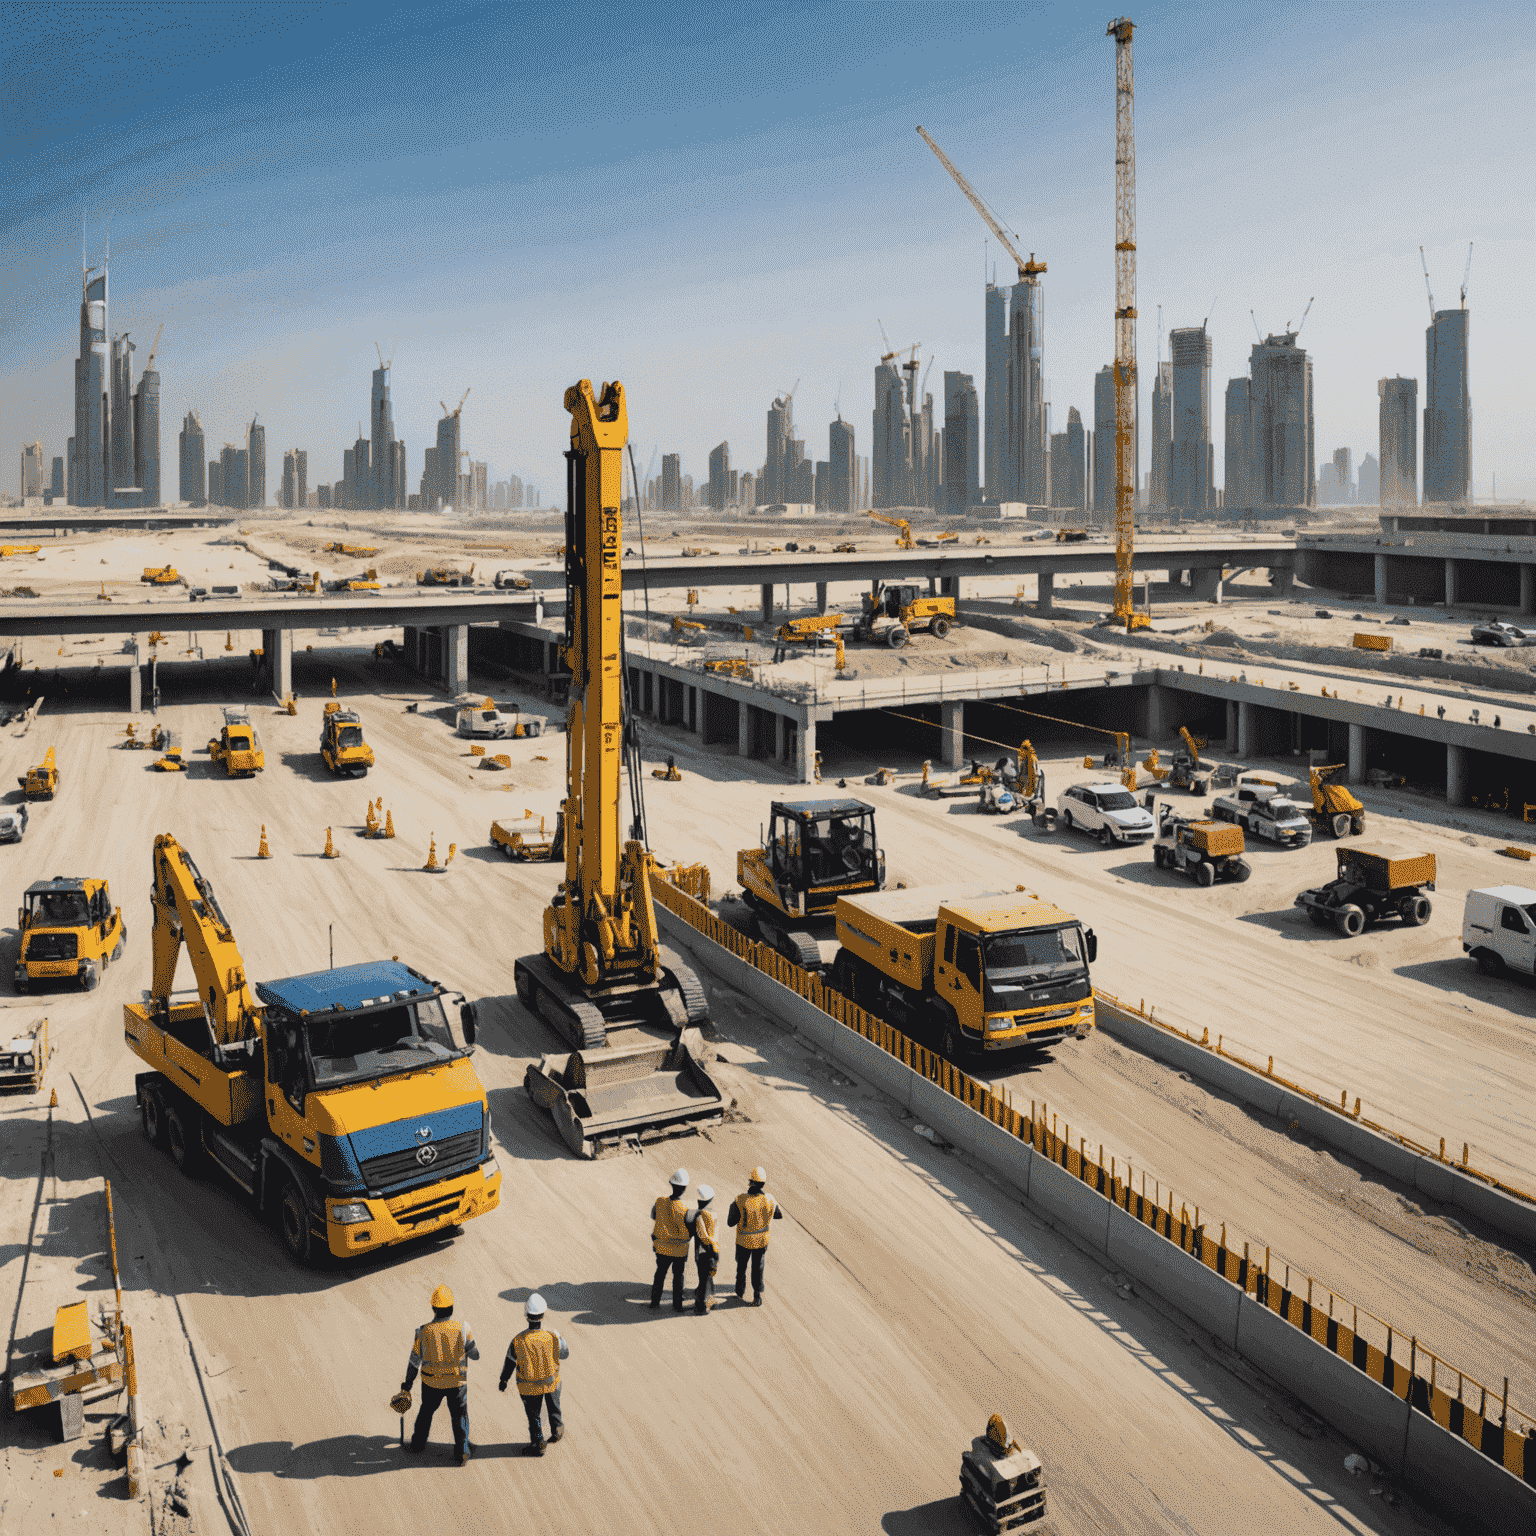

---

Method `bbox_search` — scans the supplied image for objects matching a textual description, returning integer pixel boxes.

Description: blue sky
[5,0,1532,500]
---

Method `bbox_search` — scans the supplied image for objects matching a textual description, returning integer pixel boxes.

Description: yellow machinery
[207,706,265,777]
[670,616,706,644]
[1309,763,1366,839]
[651,756,682,782]
[0,1017,50,1090]
[491,812,562,861]
[18,746,58,799]
[15,877,125,993]
[125,834,498,1264]
[857,581,953,647]
[151,729,185,771]
[0,544,42,557]
[1168,726,1212,795]
[704,656,753,680]
[514,380,723,1158]
[738,797,885,969]
[140,566,180,585]
[833,541,858,553]
[416,563,475,587]
[775,613,845,645]
[828,884,1097,1060]
[326,542,378,557]
[320,702,374,778]
[868,511,914,549]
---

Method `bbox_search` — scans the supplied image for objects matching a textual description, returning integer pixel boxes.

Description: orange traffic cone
[383,810,395,839]
[258,825,272,859]
[364,801,379,835]
[424,836,440,872]
[323,827,339,859]
[445,843,457,868]
[49,1088,58,1108]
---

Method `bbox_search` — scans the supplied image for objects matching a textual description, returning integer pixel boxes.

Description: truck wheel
[931,618,951,639]
[165,1105,200,1176]
[1331,813,1352,839]
[887,626,909,650]
[1193,780,1208,796]
[1334,905,1366,938]
[141,1089,166,1148]
[1195,861,1215,887]
[1474,948,1505,977]
[278,1178,314,1265]
[940,1015,960,1063]
[1098,825,1113,849]
[1231,860,1252,883]
[1152,846,1165,868]
[1402,895,1431,927]
[1351,815,1365,836]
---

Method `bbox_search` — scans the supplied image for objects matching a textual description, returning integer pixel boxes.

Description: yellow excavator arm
[867,511,914,549]
[149,834,261,1047]
[1179,726,1206,761]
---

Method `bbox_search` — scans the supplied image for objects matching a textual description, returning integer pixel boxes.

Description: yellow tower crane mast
[1108,18,1148,630]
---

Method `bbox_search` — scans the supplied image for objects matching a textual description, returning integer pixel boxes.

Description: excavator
[515,381,724,1158]
[868,511,914,549]
[126,834,499,1265]
[1308,763,1366,839]
[1168,727,1212,795]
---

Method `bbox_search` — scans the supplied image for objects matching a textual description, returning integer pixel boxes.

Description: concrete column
[1444,558,1459,608]
[1190,567,1224,603]
[774,712,786,763]
[692,686,706,738]
[271,627,292,700]
[1374,553,1388,606]
[927,576,938,597]
[1144,683,1166,740]
[1347,722,1366,785]
[816,582,828,615]
[127,645,141,712]
[1225,700,1238,747]
[1520,564,1535,616]
[738,702,752,758]
[1445,743,1467,807]
[1268,566,1295,597]
[1037,570,1054,612]
[444,625,468,694]
[760,584,773,624]
[941,701,964,768]
[797,716,817,784]
[939,576,959,599]
[1237,701,1254,758]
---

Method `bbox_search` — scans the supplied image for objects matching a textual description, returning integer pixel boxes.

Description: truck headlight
[482,1156,500,1178]
[986,1016,1012,1033]
[330,1202,372,1224]
[20,1054,33,1067]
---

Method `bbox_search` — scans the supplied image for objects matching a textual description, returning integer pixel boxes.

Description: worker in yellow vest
[728,1166,784,1306]
[401,1283,479,1464]
[687,1185,719,1315]
[650,1168,691,1312]
[498,1293,569,1456]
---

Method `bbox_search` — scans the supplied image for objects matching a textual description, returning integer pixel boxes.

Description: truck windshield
[984,926,1087,976]
[30,892,91,927]
[804,813,876,886]
[337,725,363,749]
[1265,800,1301,818]
[1097,792,1137,811]
[303,998,457,1087]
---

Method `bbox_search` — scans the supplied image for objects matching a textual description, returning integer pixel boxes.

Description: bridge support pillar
[1446,742,1467,807]
[774,712,786,763]
[1037,570,1054,613]
[1444,558,1460,608]
[939,575,958,599]
[1143,683,1167,740]
[1268,566,1294,597]
[262,627,292,700]
[1225,700,1238,749]
[1188,567,1223,602]
[739,702,752,759]
[1348,723,1366,785]
[816,582,828,615]
[692,686,706,738]
[1236,701,1254,758]
[1521,564,1535,616]
[760,584,774,624]
[127,643,141,712]
[797,716,817,783]
[941,700,964,768]
[444,625,468,694]
[1374,553,1388,606]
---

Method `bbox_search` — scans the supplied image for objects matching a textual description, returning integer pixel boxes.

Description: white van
[1463,886,1536,978]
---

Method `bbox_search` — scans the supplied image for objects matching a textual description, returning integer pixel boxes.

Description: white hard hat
[670,1168,689,1188]
[748,1165,767,1184]
[526,1293,547,1317]
[698,1185,714,1203]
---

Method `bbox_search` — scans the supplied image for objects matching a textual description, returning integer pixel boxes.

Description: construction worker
[687,1185,719,1315]
[401,1283,478,1464]
[650,1168,691,1312]
[498,1293,569,1456]
[728,1166,784,1306]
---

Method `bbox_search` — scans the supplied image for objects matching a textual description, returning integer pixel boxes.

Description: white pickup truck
[1211,777,1312,848]
[1463,886,1536,978]
[1056,783,1156,847]
[455,705,543,740]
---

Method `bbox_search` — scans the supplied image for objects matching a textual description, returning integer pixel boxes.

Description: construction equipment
[0,803,29,843]
[0,544,43,557]
[1056,528,1089,543]
[651,756,682,782]
[1353,632,1392,651]
[325,542,379,557]
[960,1414,1049,1534]
[922,758,995,799]
[1296,846,1435,936]
[737,798,885,969]
[1463,886,1536,977]
[320,703,374,778]
[15,877,125,992]
[150,730,184,771]
[774,613,846,646]
[670,616,707,645]
[18,746,58,800]
[1153,805,1251,885]
[514,379,724,1158]
[1108,19,1148,631]
[833,542,857,553]
[207,706,265,777]
[324,567,380,592]
[416,563,475,587]
[1212,775,1312,847]
[704,657,754,680]
[140,566,181,585]
[857,580,954,647]
[125,834,499,1264]
[491,812,561,861]
[1308,763,1365,839]
[1167,727,1212,795]
[456,700,542,738]
[0,1017,50,1090]
[1014,741,1050,823]
[868,511,914,549]
[828,883,1097,1060]
[493,569,532,589]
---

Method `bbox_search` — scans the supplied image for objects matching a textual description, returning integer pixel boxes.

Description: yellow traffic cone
[331,677,337,698]
[323,827,339,859]
[49,1088,58,1108]
[445,843,457,868]
[258,825,272,859]
[224,632,234,651]
[365,802,379,835]
[424,836,439,872]
[383,810,396,839]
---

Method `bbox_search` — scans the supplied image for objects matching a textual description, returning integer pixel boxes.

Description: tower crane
[145,324,164,373]
[440,388,471,420]
[1107,18,1147,630]
[916,126,1045,286]
[1418,247,1437,321]
[1460,241,1474,307]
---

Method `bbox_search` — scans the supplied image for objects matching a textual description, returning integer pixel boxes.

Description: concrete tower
[871,361,909,508]
[1008,258,1048,505]
[434,409,460,510]
[248,417,266,508]
[180,412,205,504]
[707,441,730,511]
[942,371,979,514]
[1064,406,1087,511]
[1170,326,1213,512]
[73,269,109,506]
[1148,361,1172,512]
[1092,365,1116,515]
[370,365,396,510]
[1243,333,1314,509]
[1423,308,1470,503]
[134,360,160,506]
[1378,376,1417,507]
[110,332,136,496]
[762,393,793,505]
[984,282,1008,500]
[829,417,856,514]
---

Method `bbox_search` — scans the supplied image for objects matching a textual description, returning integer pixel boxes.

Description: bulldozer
[515,380,723,1158]
[856,581,954,647]
[416,563,475,587]
[140,566,181,585]
[17,747,58,800]
[207,707,265,777]
[1309,763,1366,839]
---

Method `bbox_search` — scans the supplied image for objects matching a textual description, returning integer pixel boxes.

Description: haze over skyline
[5,0,1531,501]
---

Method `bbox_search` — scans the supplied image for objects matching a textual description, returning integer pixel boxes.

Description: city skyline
[4,1,1529,502]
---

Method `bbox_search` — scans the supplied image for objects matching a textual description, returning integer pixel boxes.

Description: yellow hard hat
[748,1166,767,1184]
[430,1284,453,1309]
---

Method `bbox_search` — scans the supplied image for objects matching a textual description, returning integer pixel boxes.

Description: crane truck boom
[515,380,723,1158]
[125,834,500,1265]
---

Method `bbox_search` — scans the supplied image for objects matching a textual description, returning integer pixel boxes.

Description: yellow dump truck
[320,704,373,777]
[141,565,181,584]
[15,877,126,992]
[126,835,500,1265]
[828,882,1097,1060]
[18,746,58,800]
[207,706,265,777]
[491,813,561,861]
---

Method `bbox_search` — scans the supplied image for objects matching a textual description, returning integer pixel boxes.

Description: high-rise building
[1228,333,1314,508]
[318,484,332,509]
[220,444,249,508]
[1092,366,1116,515]
[110,332,136,496]
[433,407,461,510]
[872,360,909,507]
[984,282,1008,500]
[942,371,980,514]
[20,443,44,498]
[1224,378,1252,508]
[281,451,298,509]
[350,434,370,511]
[707,442,730,511]
[1170,326,1212,512]
[133,358,160,505]
[50,457,64,499]
[1423,307,1470,503]
[73,268,109,506]
[660,453,681,512]
[1358,452,1379,506]
[179,411,205,504]
[208,457,223,505]
[1063,407,1087,510]
[1148,361,1172,512]
[247,418,266,508]
[761,393,793,505]
[295,450,308,509]
[739,471,754,509]
[1008,259,1048,504]
[828,417,855,516]
[370,365,396,510]
[1378,376,1417,507]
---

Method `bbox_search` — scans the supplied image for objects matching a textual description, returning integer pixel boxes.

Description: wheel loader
[15,877,125,992]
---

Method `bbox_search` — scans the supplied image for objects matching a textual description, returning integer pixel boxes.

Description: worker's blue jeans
[522,1387,562,1446]
[411,1385,469,1454]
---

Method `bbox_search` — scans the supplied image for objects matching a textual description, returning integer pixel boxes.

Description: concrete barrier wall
[906,1076,1033,1198]
[1025,1153,1111,1253]
[1105,1202,1241,1351]
[1403,1407,1536,1529]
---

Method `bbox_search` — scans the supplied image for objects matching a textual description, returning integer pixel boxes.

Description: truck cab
[208,707,265,777]
[1212,778,1311,847]
[1463,886,1536,978]
[16,877,125,992]
[320,704,374,777]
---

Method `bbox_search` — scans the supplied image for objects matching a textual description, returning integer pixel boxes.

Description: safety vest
[736,1191,775,1250]
[693,1208,719,1258]
[652,1195,690,1257]
[512,1327,561,1397]
[416,1320,469,1388]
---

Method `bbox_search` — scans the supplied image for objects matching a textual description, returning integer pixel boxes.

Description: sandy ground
[0,645,1476,1536]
